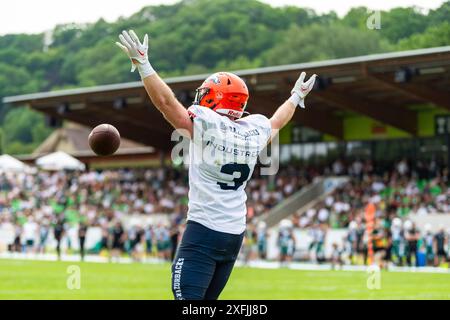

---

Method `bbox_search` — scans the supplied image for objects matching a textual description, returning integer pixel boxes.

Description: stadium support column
[370,141,376,163]
[447,133,450,182]
[412,138,418,167]
[160,150,166,168]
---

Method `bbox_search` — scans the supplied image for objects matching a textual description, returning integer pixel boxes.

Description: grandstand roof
[4,46,450,149]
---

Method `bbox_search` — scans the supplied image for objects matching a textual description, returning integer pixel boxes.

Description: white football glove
[290,72,317,108]
[116,30,155,79]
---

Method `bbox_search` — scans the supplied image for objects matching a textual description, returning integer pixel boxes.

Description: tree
[378,7,430,42]
[0,0,447,154]
[428,1,450,26]
[1,108,52,154]
[341,7,371,30]
[397,22,450,50]
[263,24,392,66]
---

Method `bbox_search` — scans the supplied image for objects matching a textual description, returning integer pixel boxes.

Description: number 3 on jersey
[217,163,250,191]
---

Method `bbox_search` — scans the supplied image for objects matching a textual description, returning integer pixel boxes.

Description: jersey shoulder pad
[244,114,271,128]
[187,104,216,121]
[241,114,272,141]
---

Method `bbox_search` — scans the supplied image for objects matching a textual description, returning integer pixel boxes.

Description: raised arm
[270,72,316,132]
[116,30,192,137]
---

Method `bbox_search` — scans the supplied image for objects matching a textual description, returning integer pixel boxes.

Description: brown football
[88,124,121,156]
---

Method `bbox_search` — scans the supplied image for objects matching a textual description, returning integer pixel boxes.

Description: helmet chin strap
[223,114,237,121]
[214,108,243,119]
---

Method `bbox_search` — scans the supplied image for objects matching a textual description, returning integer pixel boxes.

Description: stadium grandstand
[1,46,450,268]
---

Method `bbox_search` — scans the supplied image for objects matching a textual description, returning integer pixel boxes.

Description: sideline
[1,252,449,274]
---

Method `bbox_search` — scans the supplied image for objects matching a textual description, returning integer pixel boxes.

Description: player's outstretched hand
[116,30,155,79]
[291,72,317,108]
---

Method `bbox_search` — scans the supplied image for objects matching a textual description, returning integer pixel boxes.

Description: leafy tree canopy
[0,0,448,154]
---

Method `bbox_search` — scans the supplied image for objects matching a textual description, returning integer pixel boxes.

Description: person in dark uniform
[100,224,109,251]
[423,224,435,266]
[78,221,88,261]
[13,223,22,252]
[170,222,180,262]
[384,228,393,267]
[405,222,420,267]
[356,222,365,263]
[109,221,124,262]
[331,243,343,269]
[132,226,146,262]
[134,226,145,249]
[434,226,448,267]
[145,225,153,257]
[127,225,138,255]
[256,222,268,260]
[372,221,388,269]
[54,216,65,260]
[346,221,358,265]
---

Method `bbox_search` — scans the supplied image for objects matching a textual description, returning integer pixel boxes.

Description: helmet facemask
[194,87,211,106]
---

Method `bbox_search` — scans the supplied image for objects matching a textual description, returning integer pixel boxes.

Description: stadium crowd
[0,158,449,267]
[284,157,450,267]
[293,157,449,229]
[0,165,310,261]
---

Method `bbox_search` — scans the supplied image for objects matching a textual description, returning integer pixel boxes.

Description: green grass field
[0,259,449,299]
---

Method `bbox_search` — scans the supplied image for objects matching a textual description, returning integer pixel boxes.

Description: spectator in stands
[350,159,363,179]
[331,159,344,176]
[396,158,409,176]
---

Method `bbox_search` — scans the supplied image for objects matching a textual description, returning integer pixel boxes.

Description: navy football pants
[171,220,244,300]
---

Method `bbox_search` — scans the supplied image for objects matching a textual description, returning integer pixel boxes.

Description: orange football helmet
[193,72,249,119]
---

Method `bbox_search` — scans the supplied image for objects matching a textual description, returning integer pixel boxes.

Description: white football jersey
[186,105,272,234]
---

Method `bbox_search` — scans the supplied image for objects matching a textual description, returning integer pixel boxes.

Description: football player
[117,30,316,300]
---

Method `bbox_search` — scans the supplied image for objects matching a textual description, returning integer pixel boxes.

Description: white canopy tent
[36,151,85,171]
[0,154,30,172]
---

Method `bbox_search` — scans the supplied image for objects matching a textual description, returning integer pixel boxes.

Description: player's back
[187,105,271,234]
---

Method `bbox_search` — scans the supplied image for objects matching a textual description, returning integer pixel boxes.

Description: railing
[259,176,349,228]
